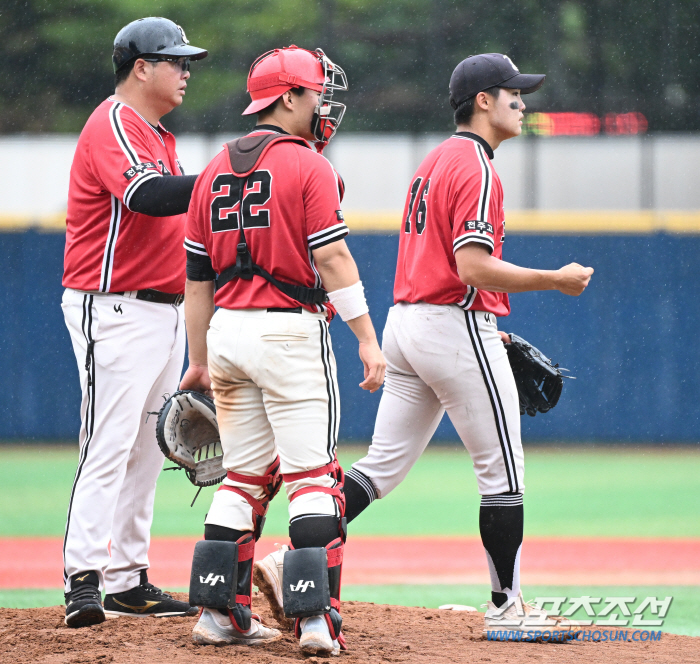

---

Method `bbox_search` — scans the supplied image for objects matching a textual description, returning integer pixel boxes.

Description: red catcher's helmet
[243,45,348,146]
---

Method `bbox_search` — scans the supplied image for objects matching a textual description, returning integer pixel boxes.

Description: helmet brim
[242,87,292,116]
[500,73,545,95]
[146,44,208,60]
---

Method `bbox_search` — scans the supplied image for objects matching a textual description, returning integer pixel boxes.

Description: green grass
[2,444,699,537]
[2,585,697,637]
[0,589,65,609]
[4,446,697,639]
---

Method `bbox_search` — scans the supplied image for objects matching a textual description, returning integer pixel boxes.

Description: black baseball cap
[449,53,545,109]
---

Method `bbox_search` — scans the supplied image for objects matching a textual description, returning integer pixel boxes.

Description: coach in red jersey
[339,54,594,635]
[180,46,385,654]
[60,18,207,628]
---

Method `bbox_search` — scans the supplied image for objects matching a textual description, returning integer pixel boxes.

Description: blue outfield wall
[0,230,699,443]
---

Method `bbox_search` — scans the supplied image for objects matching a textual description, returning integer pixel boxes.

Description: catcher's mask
[243,45,348,148]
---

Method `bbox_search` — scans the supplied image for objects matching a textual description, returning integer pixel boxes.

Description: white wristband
[328,280,369,322]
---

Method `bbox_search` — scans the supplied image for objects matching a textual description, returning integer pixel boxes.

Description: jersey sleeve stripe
[453,233,494,253]
[184,238,209,256]
[308,225,349,249]
[109,103,139,166]
[123,170,161,209]
[308,222,348,241]
[308,231,349,250]
[184,237,206,249]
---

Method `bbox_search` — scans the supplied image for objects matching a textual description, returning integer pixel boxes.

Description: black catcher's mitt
[505,334,570,417]
[155,390,225,487]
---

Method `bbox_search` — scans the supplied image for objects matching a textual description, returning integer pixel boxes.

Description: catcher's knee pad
[217,457,282,538]
[189,539,239,609]
[284,457,346,519]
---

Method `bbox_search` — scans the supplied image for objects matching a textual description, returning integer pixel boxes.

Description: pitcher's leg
[347,306,443,521]
[349,370,443,501]
[440,310,524,605]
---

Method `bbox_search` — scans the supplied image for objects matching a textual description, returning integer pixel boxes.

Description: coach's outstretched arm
[179,279,215,395]
[455,243,593,295]
[313,239,386,393]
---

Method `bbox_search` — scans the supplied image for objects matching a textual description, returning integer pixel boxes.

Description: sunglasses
[142,56,191,72]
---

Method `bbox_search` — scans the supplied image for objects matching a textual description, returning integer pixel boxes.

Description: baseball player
[179,46,385,654]
[61,18,207,627]
[255,53,593,632]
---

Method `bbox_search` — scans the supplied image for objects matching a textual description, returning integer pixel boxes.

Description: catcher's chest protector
[226,133,309,177]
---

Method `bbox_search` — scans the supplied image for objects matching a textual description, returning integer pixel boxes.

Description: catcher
[253,52,593,640]
[175,45,385,656]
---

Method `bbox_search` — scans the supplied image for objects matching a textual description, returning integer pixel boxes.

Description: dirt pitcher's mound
[1,593,697,664]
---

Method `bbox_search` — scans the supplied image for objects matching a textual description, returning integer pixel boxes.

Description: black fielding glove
[505,334,570,417]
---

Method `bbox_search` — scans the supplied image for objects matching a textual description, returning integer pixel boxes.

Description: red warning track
[1,537,699,589]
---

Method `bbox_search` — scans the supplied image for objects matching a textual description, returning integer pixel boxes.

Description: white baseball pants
[204,308,342,533]
[61,288,185,593]
[353,302,524,497]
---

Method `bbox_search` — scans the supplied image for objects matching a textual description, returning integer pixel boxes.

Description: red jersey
[185,127,348,313]
[63,98,187,294]
[394,132,510,317]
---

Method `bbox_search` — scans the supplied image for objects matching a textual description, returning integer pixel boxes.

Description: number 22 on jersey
[210,170,272,233]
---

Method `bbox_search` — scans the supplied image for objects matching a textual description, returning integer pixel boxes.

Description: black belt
[113,289,184,306]
[267,306,302,313]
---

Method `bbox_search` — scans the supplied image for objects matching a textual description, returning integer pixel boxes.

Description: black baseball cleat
[65,570,106,628]
[103,570,198,618]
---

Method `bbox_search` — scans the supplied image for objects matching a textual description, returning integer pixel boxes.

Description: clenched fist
[554,263,594,296]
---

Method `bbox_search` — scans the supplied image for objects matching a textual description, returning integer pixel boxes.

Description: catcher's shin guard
[283,547,330,617]
[285,539,346,650]
[323,537,345,647]
[229,533,256,632]
[282,456,348,649]
[217,457,282,539]
[199,526,258,633]
[189,540,238,609]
